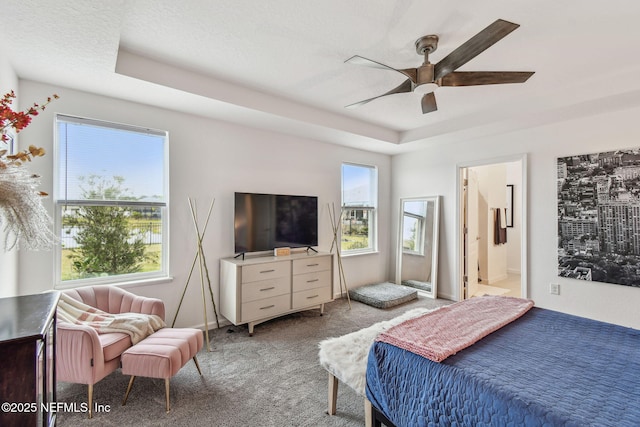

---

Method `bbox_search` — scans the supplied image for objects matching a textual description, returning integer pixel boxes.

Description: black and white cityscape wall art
[557,149,640,287]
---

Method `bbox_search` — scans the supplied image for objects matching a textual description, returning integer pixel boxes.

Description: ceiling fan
[345,19,535,114]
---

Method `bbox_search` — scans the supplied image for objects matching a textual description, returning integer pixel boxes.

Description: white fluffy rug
[318,307,436,395]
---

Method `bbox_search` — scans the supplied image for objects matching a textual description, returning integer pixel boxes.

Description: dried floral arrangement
[0,90,59,250]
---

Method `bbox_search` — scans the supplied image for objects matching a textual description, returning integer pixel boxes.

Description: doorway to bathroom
[458,155,527,300]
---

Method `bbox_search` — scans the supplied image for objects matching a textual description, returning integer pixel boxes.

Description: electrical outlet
[549,283,560,295]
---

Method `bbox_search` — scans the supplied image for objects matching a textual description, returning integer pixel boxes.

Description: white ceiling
[3,1,640,155]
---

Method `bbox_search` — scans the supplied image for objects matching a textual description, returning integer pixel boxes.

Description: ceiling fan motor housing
[414,35,438,86]
[416,64,435,85]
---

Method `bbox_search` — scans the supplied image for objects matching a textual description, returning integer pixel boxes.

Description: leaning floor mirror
[396,196,440,298]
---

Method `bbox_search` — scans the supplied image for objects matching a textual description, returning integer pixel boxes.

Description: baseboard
[507,268,521,275]
[438,291,456,301]
[187,317,232,331]
[488,273,508,285]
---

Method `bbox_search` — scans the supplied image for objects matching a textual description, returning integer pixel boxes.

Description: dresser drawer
[242,277,289,303]
[292,286,332,309]
[292,256,331,275]
[292,270,331,292]
[242,261,290,283]
[241,294,291,323]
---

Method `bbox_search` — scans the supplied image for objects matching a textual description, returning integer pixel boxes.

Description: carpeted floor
[56,295,450,427]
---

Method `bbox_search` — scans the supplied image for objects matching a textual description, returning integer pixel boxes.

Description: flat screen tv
[234,192,318,254]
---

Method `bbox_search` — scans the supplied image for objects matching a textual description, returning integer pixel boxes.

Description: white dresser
[220,252,333,335]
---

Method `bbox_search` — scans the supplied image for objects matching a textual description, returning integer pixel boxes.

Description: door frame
[456,153,528,301]
[462,167,480,299]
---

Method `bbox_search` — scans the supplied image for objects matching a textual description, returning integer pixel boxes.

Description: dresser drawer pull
[260,304,276,310]
[306,279,320,283]
[260,286,276,292]
[260,269,276,274]
[306,295,319,299]
[306,263,319,267]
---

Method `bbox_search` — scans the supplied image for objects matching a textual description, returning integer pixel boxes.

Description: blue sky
[57,120,165,201]
[342,163,376,205]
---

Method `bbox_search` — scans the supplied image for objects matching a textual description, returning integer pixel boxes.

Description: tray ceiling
[3,1,640,154]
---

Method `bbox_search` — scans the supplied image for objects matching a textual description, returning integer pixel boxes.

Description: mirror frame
[396,195,440,298]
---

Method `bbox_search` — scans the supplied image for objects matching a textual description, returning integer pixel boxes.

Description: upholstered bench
[318,307,433,426]
[121,328,204,412]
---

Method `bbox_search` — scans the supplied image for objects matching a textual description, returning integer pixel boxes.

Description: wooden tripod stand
[328,202,350,308]
[172,198,219,351]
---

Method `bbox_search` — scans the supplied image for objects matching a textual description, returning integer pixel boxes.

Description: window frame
[53,114,170,288]
[340,162,378,255]
[402,210,426,255]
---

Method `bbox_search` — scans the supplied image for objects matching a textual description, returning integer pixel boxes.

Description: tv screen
[234,192,318,254]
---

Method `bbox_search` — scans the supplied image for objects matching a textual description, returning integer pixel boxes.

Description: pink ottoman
[121,328,204,412]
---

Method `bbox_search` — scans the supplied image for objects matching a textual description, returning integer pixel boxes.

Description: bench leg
[122,375,172,413]
[365,398,373,427]
[88,384,93,419]
[192,355,203,375]
[328,373,338,415]
[122,376,136,406]
[165,378,170,413]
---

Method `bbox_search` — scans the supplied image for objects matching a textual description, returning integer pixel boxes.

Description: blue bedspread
[366,307,640,427]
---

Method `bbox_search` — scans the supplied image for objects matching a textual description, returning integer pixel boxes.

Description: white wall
[12,79,640,329]
[14,80,392,329]
[392,107,640,329]
[0,56,19,298]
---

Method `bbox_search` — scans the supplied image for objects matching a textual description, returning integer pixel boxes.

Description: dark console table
[0,292,59,427]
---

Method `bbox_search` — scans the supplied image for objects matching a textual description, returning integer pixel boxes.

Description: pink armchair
[56,285,165,418]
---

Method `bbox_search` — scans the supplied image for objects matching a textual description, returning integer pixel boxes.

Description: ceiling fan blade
[345,55,417,82]
[345,79,414,109]
[421,92,438,114]
[434,19,520,80]
[345,55,397,70]
[440,71,534,86]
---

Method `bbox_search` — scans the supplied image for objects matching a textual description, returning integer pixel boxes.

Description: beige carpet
[56,296,451,427]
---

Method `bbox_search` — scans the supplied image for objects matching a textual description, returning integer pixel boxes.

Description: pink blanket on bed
[376,295,534,362]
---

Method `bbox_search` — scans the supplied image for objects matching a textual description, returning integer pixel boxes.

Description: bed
[365,297,640,427]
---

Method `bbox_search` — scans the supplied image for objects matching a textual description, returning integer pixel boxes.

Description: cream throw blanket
[57,293,165,345]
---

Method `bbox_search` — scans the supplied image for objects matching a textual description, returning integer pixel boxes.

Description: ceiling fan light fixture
[414,82,439,95]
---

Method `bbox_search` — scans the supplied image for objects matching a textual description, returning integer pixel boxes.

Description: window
[402,201,427,255]
[54,115,168,287]
[341,163,377,254]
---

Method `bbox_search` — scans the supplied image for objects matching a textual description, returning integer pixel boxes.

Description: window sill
[55,275,173,291]
[341,250,380,258]
[117,275,174,289]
